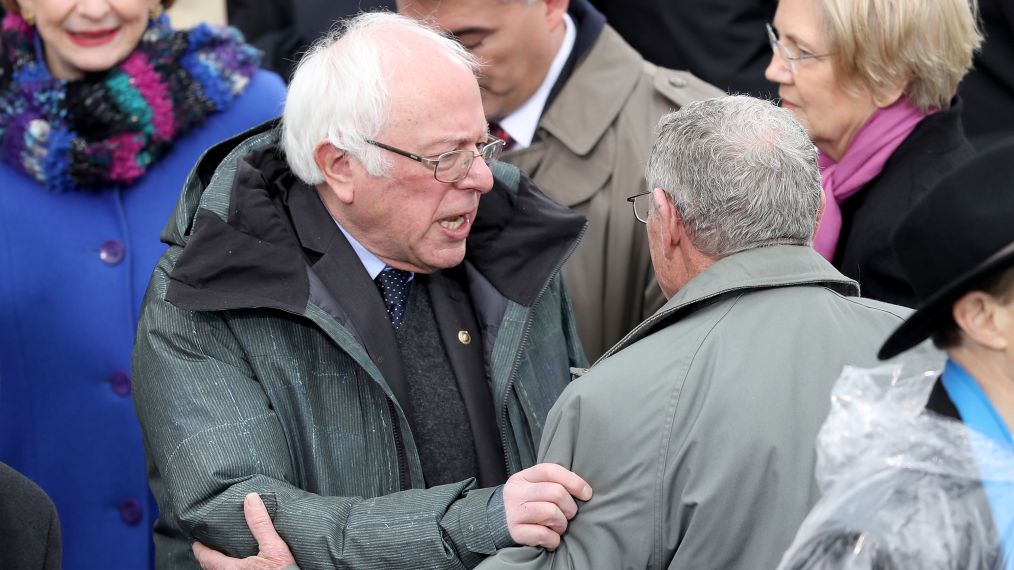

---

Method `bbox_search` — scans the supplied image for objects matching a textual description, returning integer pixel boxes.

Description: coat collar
[601,245,859,360]
[536,25,646,157]
[162,121,587,315]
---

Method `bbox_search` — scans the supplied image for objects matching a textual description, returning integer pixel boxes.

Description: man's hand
[502,463,593,550]
[192,493,299,570]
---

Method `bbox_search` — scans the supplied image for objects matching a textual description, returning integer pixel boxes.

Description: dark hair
[931,265,1014,350]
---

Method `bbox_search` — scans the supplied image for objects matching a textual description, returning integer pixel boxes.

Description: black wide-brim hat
[879,138,1014,360]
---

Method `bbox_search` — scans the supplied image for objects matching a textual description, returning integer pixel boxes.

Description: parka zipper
[387,400,411,491]
[497,224,588,472]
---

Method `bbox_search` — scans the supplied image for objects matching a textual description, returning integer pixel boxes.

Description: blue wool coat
[0,70,285,570]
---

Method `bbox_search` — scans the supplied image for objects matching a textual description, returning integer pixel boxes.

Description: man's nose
[456,155,495,194]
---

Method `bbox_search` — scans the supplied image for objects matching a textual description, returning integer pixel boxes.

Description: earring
[22,9,35,26]
[149,2,163,20]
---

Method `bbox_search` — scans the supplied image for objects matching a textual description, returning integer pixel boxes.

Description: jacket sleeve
[132,270,503,569]
[473,354,661,570]
[556,276,590,371]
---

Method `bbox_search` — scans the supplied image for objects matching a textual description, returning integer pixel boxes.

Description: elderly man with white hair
[131,12,591,569]
[473,95,916,569]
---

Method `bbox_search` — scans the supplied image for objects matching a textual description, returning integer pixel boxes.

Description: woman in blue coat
[0,0,285,567]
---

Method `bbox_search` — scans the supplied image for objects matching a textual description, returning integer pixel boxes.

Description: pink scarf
[813,99,932,260]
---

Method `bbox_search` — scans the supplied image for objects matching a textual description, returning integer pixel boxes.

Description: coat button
[110,371,132,397]
[118,498,143,526]
[458,330,471,345]
[99,240,125,266]
[669,76,688,88]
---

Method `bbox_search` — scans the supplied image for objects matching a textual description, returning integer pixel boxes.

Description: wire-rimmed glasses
[627,191,653,224]
[366,137,505,183]
[765,23,833,73]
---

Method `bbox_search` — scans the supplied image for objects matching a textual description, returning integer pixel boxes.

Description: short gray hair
[645,96,822,259]
[282,12,479,185]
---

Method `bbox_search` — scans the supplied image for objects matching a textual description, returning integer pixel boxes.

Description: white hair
[281,12,480,185]
[645,96,822,259]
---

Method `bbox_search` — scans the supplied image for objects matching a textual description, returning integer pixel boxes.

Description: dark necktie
[489,122,517,152]
[376,268,412,329]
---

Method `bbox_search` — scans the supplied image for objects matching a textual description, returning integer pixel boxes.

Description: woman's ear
[873,82,906,108]
[16,0,37,26]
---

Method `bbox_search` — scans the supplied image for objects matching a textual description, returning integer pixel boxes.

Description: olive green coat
[132,124,588,569]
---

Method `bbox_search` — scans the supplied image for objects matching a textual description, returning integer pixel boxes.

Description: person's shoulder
[646,65,727,109]
[245,70,288,102]
[176,71,284,158]
[587,26,725,110]
[224,70,287,120]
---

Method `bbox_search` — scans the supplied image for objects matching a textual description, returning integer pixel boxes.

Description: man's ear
[953,291,1009,351]
[651,187,682,256]
[813,189,826,241]
[544,0,569,31]
[313,141,356,205]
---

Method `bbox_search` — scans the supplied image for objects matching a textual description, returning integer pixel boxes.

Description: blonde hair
[814,0,981,111]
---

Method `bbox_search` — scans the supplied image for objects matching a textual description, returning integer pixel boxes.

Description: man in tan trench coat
[399,0,724,360]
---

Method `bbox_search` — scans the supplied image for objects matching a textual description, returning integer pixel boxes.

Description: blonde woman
[765,0,981,306]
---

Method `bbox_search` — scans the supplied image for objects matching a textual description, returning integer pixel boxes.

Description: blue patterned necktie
[375,268,412,329]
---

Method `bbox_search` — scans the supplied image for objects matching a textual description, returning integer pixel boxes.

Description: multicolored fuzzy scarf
[0,13,260,191]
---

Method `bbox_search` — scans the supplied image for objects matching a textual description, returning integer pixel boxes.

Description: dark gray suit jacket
[0,461,61,569]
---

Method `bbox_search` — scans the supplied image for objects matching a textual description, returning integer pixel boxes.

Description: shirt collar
[498,13,576,149]
[334,221,413,282]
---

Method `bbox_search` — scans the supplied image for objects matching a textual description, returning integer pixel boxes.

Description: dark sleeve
[925,377,962,421]
[226,0,294,44]
[227,0,396,82]
[957,0,1014,149]
[0,463,62,570]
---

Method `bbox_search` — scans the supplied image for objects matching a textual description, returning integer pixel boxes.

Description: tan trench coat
[503,25,725,360]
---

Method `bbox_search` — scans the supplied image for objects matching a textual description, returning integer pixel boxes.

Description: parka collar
[162,121,586,314]
[601,245,859,360]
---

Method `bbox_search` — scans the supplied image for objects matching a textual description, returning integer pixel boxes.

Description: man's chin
[408,246,467,274]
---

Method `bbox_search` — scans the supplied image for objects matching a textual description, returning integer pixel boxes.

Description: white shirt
[498,14,576,149]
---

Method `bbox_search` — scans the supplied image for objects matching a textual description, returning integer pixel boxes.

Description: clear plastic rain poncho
[777,356,1014,570]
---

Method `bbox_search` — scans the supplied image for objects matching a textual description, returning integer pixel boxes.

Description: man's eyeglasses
[765,23,833,73]
[627,191,653,224]
[366,137,505,183]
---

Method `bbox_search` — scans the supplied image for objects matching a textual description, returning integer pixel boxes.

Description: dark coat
[0,462,61,570]
[834,102,975,307]
[227,0,395,82]
[958,0,1014,150]
[132,122,588,568]
[589,0,777,98]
